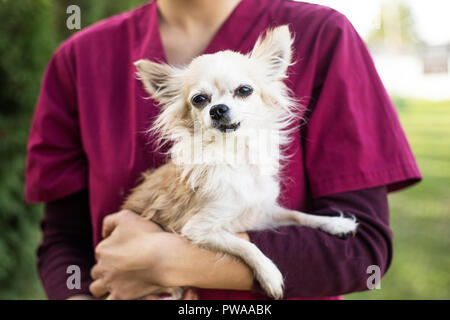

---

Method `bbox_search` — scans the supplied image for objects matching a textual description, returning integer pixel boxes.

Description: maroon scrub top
[26,0,421,299]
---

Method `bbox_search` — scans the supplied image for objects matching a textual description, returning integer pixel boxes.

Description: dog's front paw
[255,257,284,300]
[319,215,358,238]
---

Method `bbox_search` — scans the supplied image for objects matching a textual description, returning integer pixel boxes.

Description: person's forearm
[164,232,254,291]
[169,186,391,299]
[66,294,95,300]
[248,186,392,298]
[39,189,95,300]
[88,186,390,298]
[38,240,94,300]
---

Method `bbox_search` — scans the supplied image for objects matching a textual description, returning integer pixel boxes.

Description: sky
[301,0,450,45]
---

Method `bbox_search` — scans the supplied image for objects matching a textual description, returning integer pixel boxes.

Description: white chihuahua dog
[123,25,358,299]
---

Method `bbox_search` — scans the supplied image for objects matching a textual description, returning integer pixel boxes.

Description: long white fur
[134,25,358,299]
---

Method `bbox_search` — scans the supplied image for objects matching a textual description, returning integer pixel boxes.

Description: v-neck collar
[142,0,269,64]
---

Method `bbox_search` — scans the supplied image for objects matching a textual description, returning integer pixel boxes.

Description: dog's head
[135,25,296,140]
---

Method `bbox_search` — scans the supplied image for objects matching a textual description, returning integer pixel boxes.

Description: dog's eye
[235,85,253,97]
[191,94,209,107]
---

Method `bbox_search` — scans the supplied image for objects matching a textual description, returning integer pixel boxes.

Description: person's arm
[90,186,391,299]
[248,185,392,298]
[89,210,254,300]
[182,186,391,298]
[38,189,95,300]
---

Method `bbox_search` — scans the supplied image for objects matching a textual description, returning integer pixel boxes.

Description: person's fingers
[183,288,199,300]
[102,212,121,239]
[89,279,109,299]
[90,264,104,280]
[102,210,140,238]
[139,288,198,300]
[139,294,164,300]
[105,293,117,300]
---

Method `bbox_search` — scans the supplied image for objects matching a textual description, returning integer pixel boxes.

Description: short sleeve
[25,43,88,203]
[303,12,422,198]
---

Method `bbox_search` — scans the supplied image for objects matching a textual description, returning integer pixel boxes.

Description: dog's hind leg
[271,206,358,238]
[181,218,284,299]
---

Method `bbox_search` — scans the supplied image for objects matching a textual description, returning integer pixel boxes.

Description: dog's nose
[209,104,230,121]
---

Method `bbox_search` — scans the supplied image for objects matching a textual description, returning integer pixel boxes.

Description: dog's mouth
[216,122,241,133]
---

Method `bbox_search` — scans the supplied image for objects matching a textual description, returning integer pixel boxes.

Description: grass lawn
[346,98,450,299]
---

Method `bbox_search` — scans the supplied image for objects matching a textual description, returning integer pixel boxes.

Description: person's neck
[157,0,242,32]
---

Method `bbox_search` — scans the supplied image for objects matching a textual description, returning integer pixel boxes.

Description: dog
[123,25,358,299]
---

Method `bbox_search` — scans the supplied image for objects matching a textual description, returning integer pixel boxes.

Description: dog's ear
[250,25,294,80]
[134,59,180,103]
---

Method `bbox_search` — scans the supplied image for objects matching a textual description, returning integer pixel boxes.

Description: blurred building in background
[422,45,449,74]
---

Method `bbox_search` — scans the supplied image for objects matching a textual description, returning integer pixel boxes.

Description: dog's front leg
[181,219,284,299]
[271,206,358,237]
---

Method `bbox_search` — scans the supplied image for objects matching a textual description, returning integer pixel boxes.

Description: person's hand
[66,294,95,300]
[89,210,186,300]
[90,209,254,300]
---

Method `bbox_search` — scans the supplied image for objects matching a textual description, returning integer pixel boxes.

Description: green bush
[0,0,145,299]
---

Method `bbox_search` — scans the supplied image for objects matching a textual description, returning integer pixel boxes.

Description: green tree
[0,0,146,299]
[368,1,420,49]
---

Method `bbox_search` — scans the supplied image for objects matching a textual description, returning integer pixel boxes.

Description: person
[26,0,422,300]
